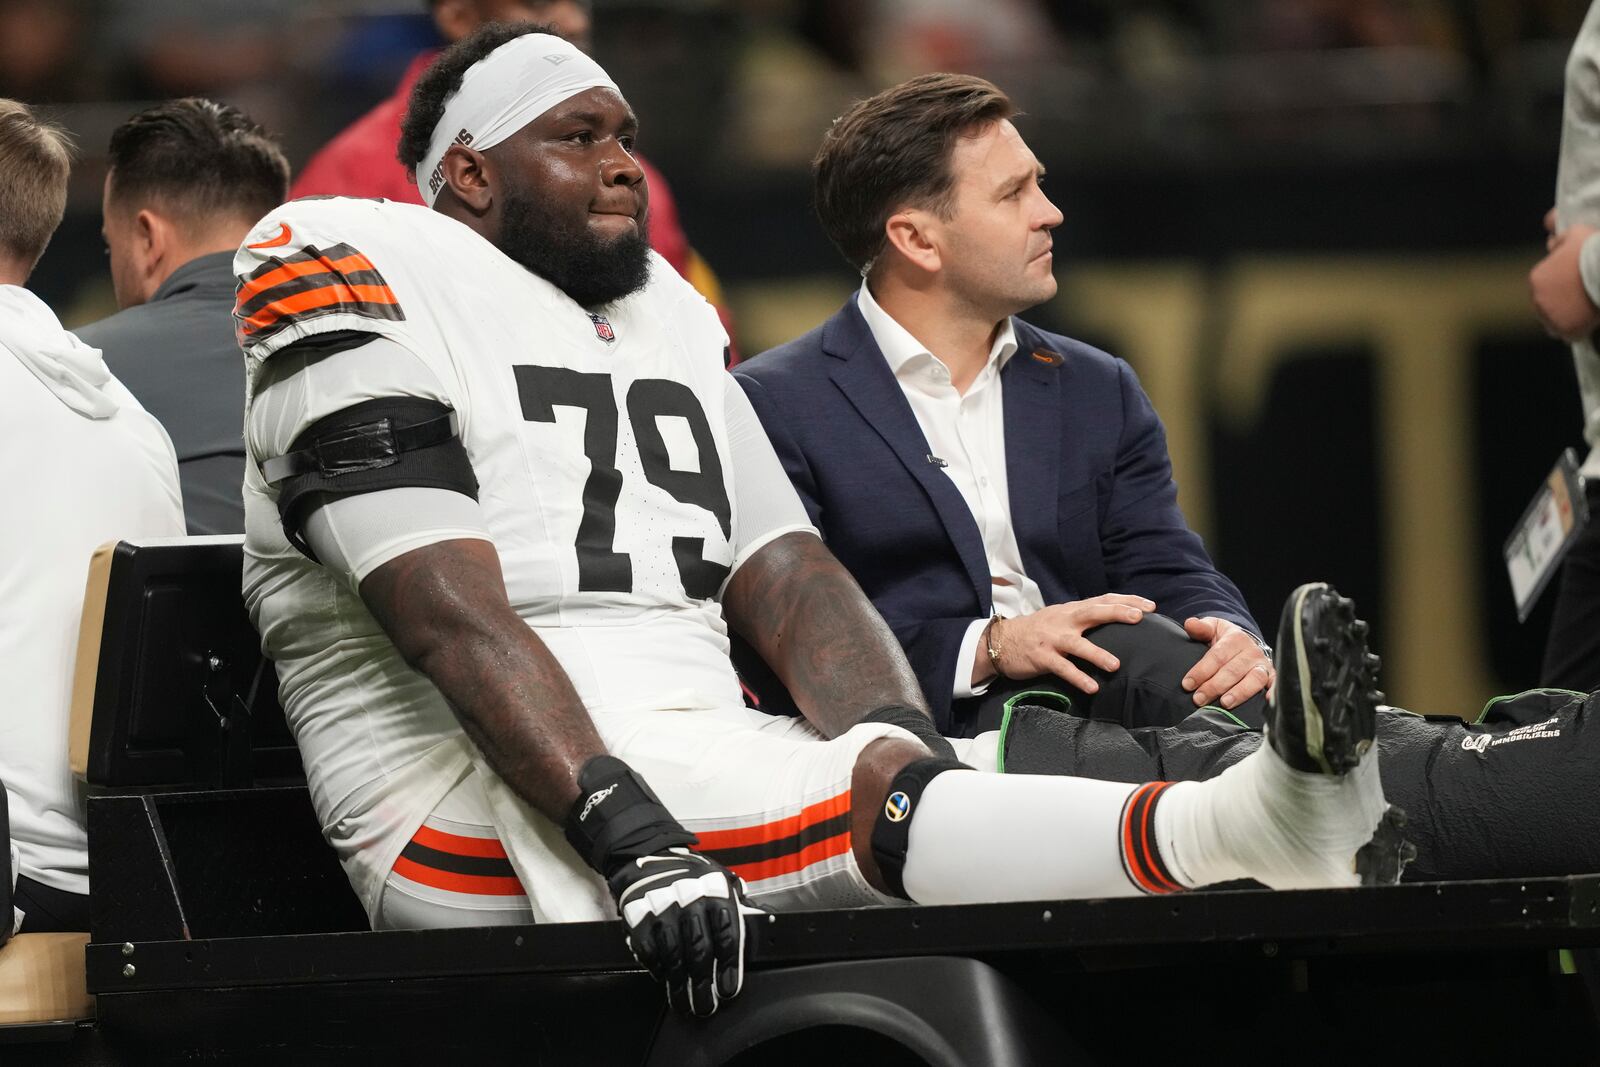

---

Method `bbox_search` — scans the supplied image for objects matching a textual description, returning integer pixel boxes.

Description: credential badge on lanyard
[1504,447,1590,622]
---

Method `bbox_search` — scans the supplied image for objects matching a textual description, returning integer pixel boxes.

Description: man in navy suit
[734,74,1270,737]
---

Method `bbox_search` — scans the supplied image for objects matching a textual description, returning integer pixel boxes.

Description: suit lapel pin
[1031,349,1062,366]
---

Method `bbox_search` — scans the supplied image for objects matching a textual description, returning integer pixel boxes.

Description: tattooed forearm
[361,537,604,819]
[723,532,928,737]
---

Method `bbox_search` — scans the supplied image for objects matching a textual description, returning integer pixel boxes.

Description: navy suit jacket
[733,299,1258,734]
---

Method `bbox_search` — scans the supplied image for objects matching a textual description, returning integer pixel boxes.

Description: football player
[235,24,1395,1016]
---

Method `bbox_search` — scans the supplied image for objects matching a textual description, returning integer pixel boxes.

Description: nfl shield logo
[588,313,616,343]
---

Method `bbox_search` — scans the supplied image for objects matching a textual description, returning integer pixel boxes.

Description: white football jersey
[234,197,806,917]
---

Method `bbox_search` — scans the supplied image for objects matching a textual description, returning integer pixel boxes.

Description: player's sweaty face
[499,87,647,244]
[490,87,652,306]
[937,119,1062,319]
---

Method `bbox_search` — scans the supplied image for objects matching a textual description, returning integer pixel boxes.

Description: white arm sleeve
[723,374,818,587]
[303,487,491,591]
[248,334,490,591]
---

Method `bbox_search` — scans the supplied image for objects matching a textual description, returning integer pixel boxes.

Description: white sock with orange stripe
[1153,744,1386,891]
[901,771,1148,904]
[897,747,1385,904]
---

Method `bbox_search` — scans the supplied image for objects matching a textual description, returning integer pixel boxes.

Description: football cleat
[1268,582,1381,776]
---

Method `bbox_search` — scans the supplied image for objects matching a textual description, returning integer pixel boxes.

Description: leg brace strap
[870,756,966,900]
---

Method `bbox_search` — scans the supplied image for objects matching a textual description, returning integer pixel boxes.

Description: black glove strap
[862,704,958,763]
[564,755,697,878]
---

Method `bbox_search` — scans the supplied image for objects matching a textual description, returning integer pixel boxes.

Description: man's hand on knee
[1181,617,1273,710]
[565,755,762,1017]
[989,594,1153,693]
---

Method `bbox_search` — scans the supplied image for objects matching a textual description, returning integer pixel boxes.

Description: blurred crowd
[7,0,1588,180]
[1,0,1582,324]
[3,0,1581,369]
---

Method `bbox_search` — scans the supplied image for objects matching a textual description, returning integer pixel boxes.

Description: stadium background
[9,0,1587,717]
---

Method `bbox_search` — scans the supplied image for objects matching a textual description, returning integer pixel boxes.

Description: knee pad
[870,756,965,900]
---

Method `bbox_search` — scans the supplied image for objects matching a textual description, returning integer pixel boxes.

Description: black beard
[498,189,651,308]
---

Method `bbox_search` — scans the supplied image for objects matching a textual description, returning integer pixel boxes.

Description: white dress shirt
[856,284,1046,699]
[1557,0,1600,478]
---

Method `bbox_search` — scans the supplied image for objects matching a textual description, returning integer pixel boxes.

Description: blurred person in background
[102,0,298,101]
[293,0,735,354]
[1530,0,1600,694]
[294,0,590,204]
[872,0,1061,78]
[0,99,183,933]
[76,99,290,535]
[0,0,97,103]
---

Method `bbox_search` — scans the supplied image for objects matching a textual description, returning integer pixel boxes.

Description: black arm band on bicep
[564,755,697,878]
[265,396,478,561]
[861,704,958,763]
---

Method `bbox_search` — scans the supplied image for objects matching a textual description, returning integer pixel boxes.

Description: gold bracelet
[985,614,1005,676]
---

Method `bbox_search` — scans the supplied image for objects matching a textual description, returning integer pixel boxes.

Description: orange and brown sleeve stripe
[390,824,527,897]
[693,790,853,884]
[1118,781,1184,895]
[234,241,404,345]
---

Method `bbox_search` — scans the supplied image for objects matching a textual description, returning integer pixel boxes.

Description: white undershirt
[856,285,1045,699]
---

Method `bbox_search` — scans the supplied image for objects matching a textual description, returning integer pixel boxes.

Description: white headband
[417,33,620,207]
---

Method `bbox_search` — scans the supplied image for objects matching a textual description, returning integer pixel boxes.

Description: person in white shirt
[1529,0,1600,694]
[735,74,1271,738]
[0,99,184,933]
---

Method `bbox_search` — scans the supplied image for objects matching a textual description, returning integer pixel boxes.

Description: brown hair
[0,99,74,267]
[812,73,1015,274]
[107,98,289,229]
